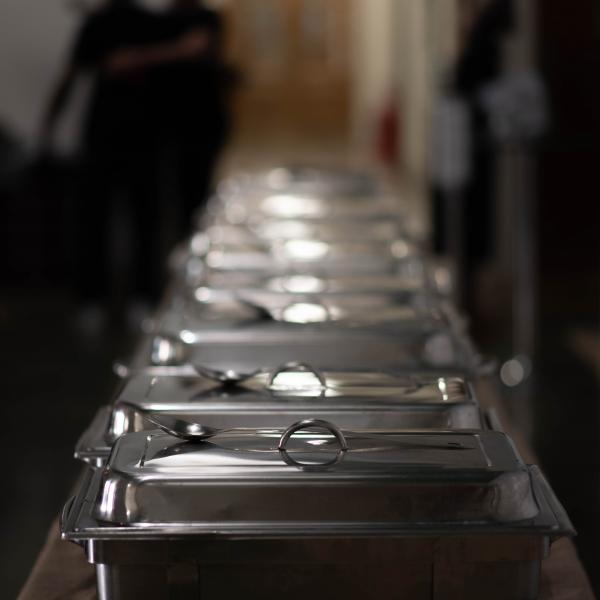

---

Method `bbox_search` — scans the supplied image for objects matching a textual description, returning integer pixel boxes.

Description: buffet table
[18,379,595,600]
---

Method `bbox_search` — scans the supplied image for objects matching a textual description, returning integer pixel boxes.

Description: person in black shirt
[42,0,157,156]
[41,0,226,324]
[154,0,233,236]
[41,0,162,321]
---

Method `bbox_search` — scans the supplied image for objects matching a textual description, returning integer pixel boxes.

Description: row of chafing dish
[62,166,573,599]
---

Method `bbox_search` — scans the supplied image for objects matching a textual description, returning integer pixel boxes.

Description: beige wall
[348,0,462,231]
[350,0,395,149]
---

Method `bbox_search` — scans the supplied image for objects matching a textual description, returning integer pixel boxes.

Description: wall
[350,0,394,149]
[0,1,82,152]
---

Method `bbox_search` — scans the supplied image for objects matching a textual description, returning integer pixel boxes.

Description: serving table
[18,378,594,600]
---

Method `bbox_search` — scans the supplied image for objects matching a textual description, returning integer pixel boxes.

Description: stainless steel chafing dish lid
[117,371,475,403]
[177,246,447,295]
[221,165,380,197]
[214,181,393,216]
[185,286,442,311]
[191,240,417,276]
[74,375,482,463]
[159,290,458,332]
[147,328,480,374]
[108,374,481,433]
[204,218,405,245]
[210,197,402,228]
[183,270,437,296]
[92,427,551,530]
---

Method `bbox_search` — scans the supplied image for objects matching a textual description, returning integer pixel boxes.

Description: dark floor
[535,322,600,592]
[0,288,136,598]
[476,311,600,593]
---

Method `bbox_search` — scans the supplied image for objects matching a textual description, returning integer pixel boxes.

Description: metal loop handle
[278,419,348,471]
[268,362,327,389]
[278,419,347,451]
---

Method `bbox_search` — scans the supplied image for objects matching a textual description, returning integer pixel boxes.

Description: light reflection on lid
[206,251,224,268]
[260,194,324,218]
[279,275,326,293]
[282,239,329,261]
[256,220,312,239]
[281,303,329,324]
[180,330,198,344]
[194,287,213,303]
[265,167,292,189]
[390,239,411,259]
[269,371,324,391]
[190,232,210,256]
[224,202,248,224]
[437,378,449,402]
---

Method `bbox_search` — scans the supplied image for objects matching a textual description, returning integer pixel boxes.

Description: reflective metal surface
[213,187,398,225]
[158,290,460,336]
[187,239,419,277]
[147,327,480,374]
[77,428,563,531]
[115,401,233,441]
[204,219,404,246]
[63,164,573,600]
[74,374,483,464]
[184,269,435,295]
[118,369,473,399]
[218,166,380,199]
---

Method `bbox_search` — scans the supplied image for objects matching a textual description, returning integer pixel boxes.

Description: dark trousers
[161,114,229,237]
[75,147,161,305]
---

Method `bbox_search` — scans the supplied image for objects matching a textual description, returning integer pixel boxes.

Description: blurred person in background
[154,0,233,237]
[40,0,231,332]
[41,0,161,332]
[453,0,514,316]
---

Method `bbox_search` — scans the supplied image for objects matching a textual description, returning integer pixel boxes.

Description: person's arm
[39,16,97,151]
[39,64,79,149]
[104,28,211,77]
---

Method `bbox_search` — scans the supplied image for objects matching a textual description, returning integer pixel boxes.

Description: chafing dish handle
[268,362,327,389]
[60,496,76,533]
[60,496,85,547]
[278,419,347,471]
[485,409,504,432]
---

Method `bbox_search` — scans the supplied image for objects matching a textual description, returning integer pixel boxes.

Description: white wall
[0,1,80,150]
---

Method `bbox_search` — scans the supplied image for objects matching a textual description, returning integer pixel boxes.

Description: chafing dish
[75,372,482,465]
[157,287,463,336]
[63,424,573,599]
[210,188,401,226]
[145,322,481,376]
[178,253,439,296]
[220,165,380,198]
[175,265,451,301]
[186,238,418,277]
[204,218,405,246]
